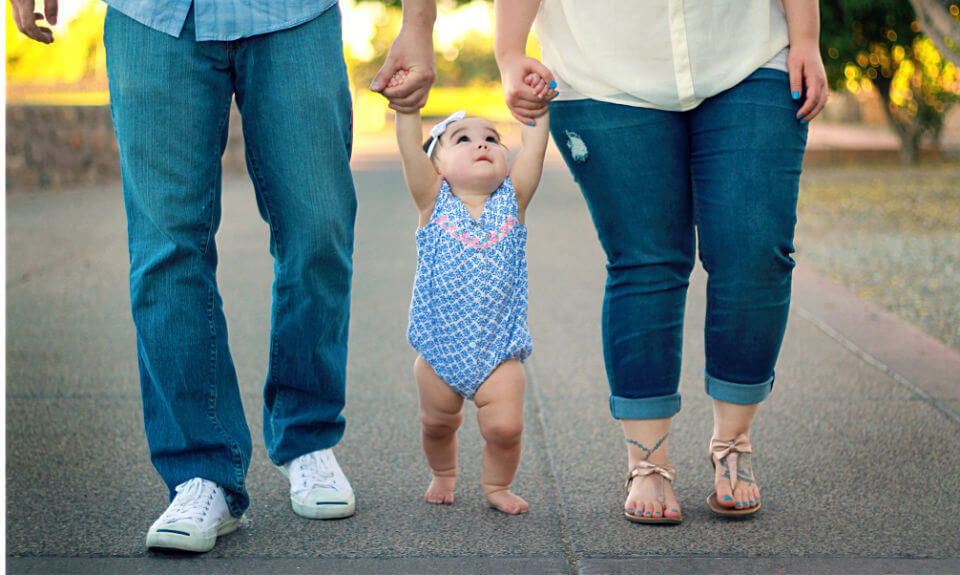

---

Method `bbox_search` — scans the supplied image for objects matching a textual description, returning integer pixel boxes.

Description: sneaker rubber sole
[290,490,356,519]
[146,516,239,553]
[278,464,357,520]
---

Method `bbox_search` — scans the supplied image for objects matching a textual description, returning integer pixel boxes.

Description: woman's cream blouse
[535,0,791,111]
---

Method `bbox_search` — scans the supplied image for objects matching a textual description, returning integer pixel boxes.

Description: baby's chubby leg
[415,356,464,504]
[474,359,528,515]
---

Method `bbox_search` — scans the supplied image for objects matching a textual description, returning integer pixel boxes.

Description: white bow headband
[425,110,466,158]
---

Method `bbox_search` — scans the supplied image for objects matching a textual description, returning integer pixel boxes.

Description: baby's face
[434,118,508,193]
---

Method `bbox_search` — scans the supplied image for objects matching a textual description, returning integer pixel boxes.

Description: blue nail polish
[672,509,679,513]
[800,119,808,124]
[724,496,733,501]
[549,80,557,89]
[792,91,800,100]
[628,508,634,513]
[736,502,743,507]
[529,122,535,126]
[796,114,804,120]
[644,511,651,515]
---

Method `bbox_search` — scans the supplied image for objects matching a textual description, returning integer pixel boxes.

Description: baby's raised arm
[509,73,551,215]
[396,108,442,221]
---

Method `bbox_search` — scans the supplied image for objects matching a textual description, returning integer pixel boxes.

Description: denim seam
[198,98,233,257]
[205,286,247,501]
[242,129,286,459]
[202,101,248,497]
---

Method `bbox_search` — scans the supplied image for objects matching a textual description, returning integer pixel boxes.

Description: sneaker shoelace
[298,451,336,491]
[163,477,217,524]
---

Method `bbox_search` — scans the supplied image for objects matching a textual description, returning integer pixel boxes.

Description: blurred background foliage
[6,0,959,152]
[5,0,526,125]
[5,0,959,349]
[822,0,960,163]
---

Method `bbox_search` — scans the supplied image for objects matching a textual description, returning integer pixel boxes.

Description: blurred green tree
[822,0,960,163]
[908,0,960,67]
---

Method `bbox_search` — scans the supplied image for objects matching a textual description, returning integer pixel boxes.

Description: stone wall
[6,104,248,192]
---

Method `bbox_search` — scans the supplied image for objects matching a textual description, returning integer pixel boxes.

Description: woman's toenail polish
[628,508,634,513]
[724,496,733,501]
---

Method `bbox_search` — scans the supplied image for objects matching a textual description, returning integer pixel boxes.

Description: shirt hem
[193,3,337,41]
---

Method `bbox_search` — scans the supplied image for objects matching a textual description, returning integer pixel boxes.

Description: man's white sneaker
[279,449,356,519]
[145,477,240,552]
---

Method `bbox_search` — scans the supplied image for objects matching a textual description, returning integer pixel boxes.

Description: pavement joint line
[5,250,93,289]
[526,357,583,575]
[793,304,960,425]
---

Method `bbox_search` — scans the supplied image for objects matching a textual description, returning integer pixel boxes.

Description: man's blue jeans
[549,69,807,421]
[104,6,355,516]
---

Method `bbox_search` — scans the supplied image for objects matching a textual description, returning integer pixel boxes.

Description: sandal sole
[707,492,760,517]
[624,512,682,525]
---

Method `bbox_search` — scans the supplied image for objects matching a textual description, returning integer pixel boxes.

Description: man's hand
[10,0,58,44]
[369,24,435,113]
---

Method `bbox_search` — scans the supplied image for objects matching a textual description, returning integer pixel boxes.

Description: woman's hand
[498,53,557,126]
[786,42,828,123]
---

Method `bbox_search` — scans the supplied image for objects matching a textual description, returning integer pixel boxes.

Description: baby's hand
[388,69,408,89]
[524,72,556,101]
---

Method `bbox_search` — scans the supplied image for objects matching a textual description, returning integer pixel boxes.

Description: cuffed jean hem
[704,371,773,405]
[223,490,247,518]
[609,392,682,420]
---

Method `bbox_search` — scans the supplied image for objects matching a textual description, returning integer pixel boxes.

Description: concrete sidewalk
[6,165,960,574]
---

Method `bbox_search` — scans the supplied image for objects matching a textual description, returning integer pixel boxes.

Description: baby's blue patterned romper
[408,177,532,399]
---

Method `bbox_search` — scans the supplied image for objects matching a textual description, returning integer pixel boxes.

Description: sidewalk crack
[794,305,960,425]
[526,358,582,575]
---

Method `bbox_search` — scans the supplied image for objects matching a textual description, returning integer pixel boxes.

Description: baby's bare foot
[424,475,456,505]
[484,488,529,515]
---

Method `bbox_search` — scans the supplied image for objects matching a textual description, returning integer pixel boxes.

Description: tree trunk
[876,81,923,165]
[899,131,921,164]
[908,0,960,68]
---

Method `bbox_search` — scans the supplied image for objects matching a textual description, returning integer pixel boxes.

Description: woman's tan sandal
[707,434,761,517]
[623,461,682,525]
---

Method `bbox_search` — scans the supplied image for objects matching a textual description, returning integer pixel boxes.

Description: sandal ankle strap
[624,460,676,491]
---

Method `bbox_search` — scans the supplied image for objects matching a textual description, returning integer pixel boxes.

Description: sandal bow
[710,434,752,491]
[624,460,676,490]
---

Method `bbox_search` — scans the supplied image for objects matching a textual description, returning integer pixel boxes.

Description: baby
[393,71,554,514]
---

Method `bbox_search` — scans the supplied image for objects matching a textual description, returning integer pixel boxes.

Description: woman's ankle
[621,417,672,466]
[711,399,758,440]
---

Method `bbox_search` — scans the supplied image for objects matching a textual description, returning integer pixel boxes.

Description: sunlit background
[5,0,542,130]
[4,2,960,354]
